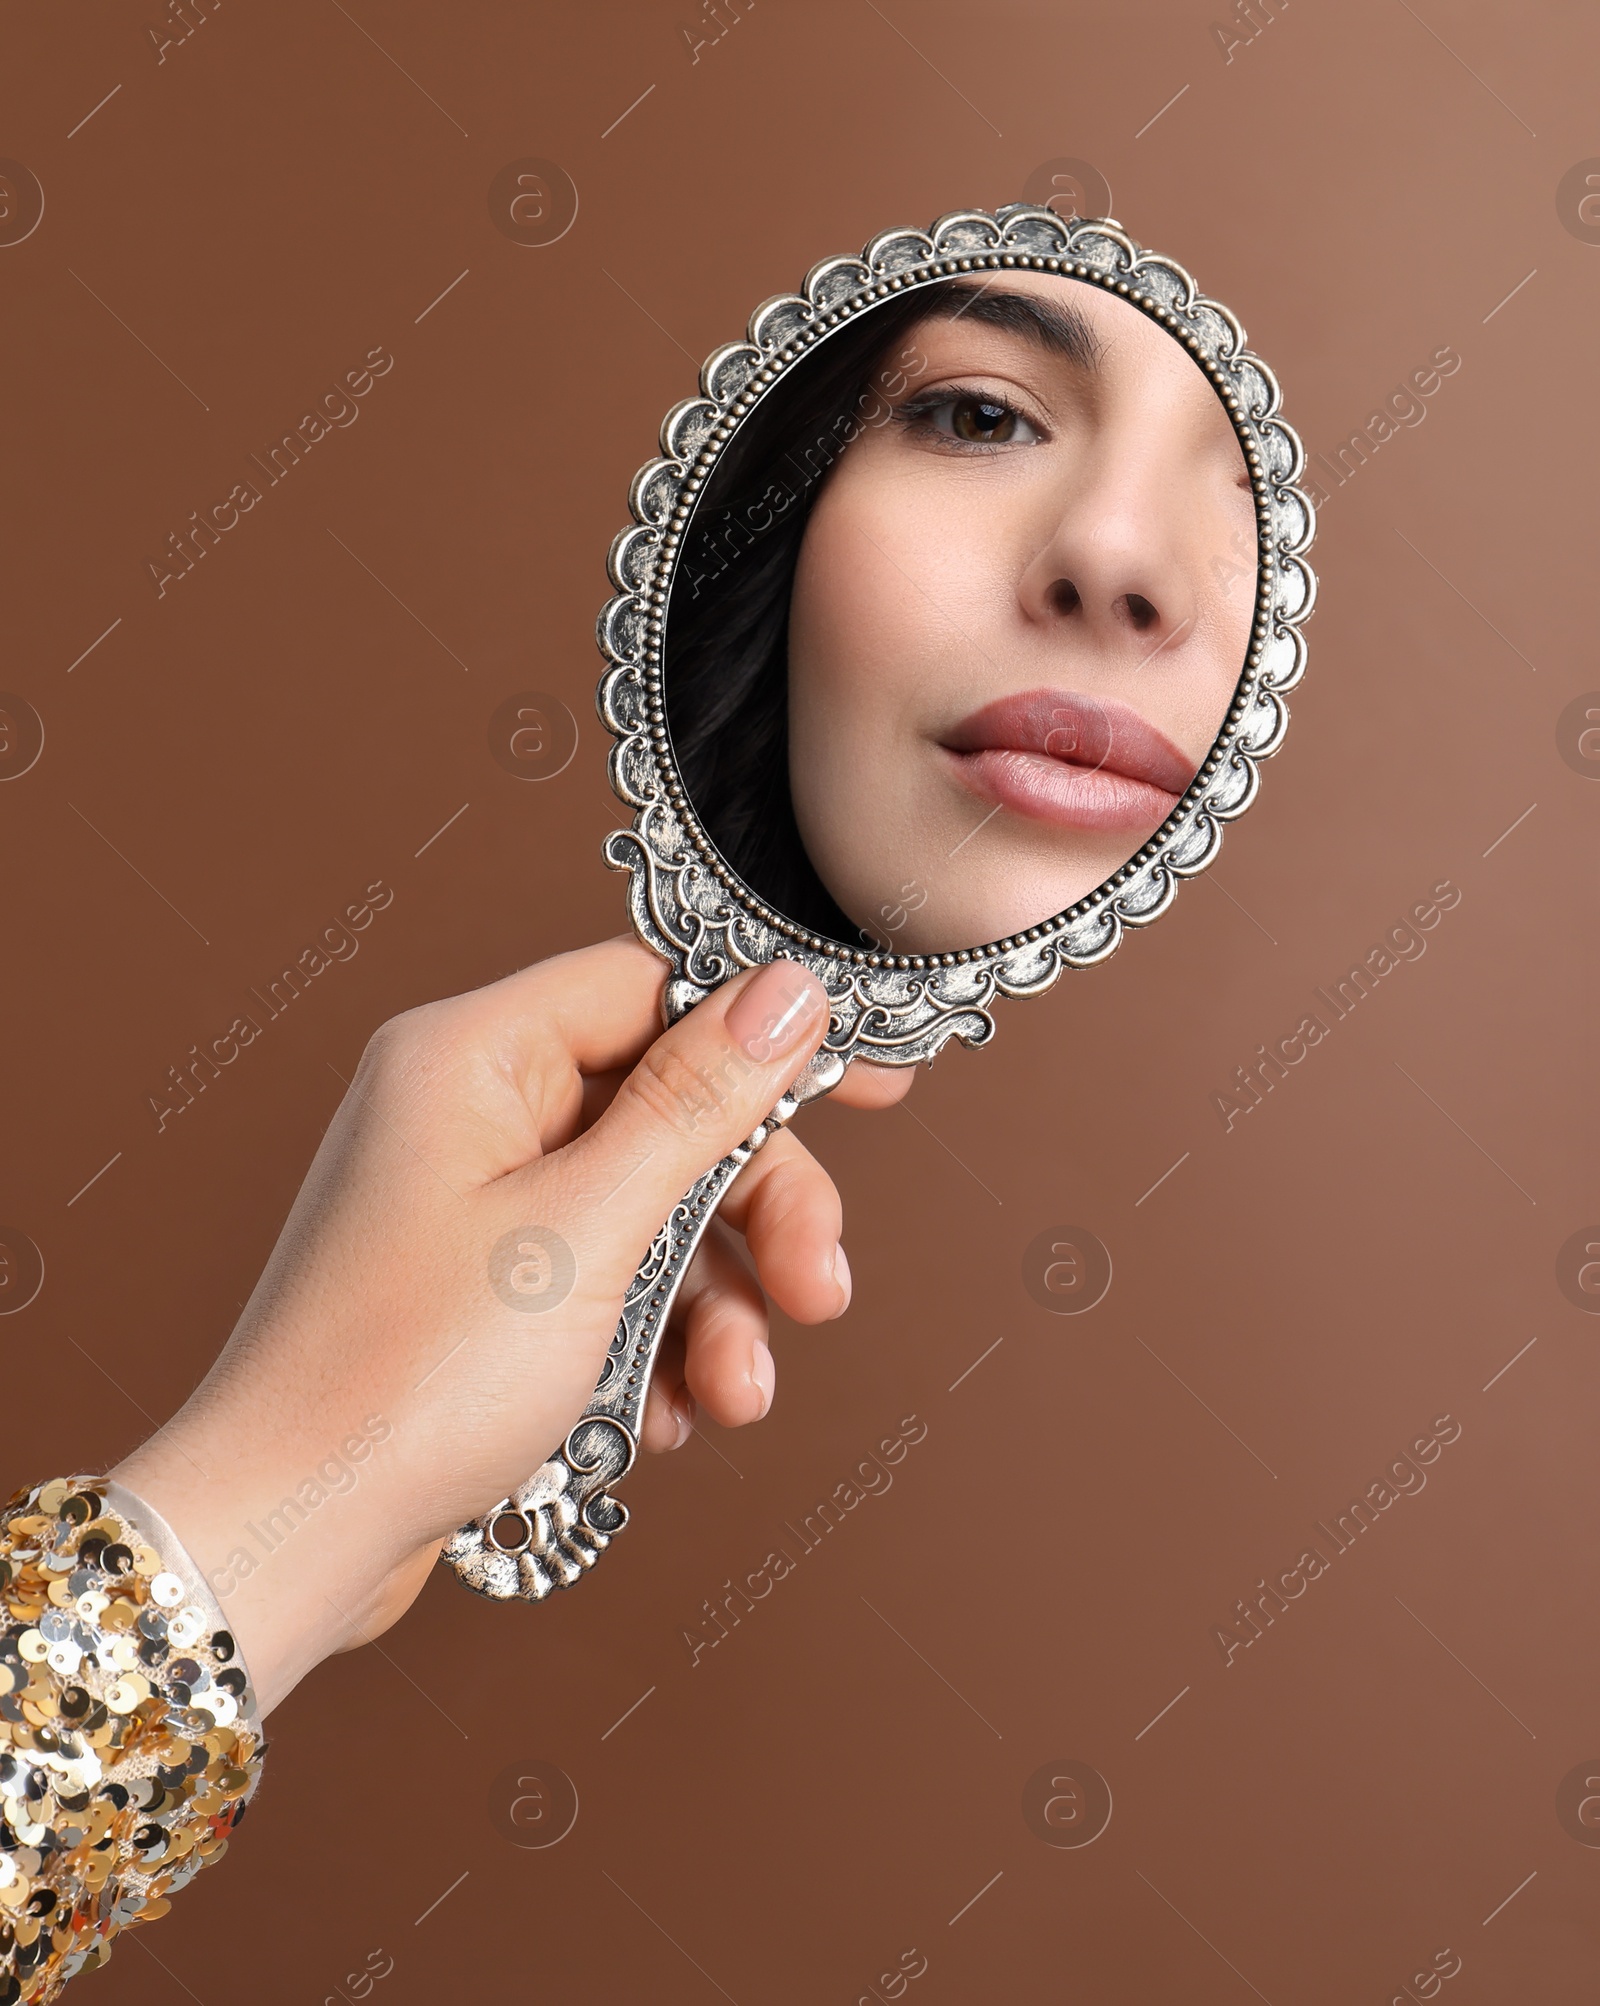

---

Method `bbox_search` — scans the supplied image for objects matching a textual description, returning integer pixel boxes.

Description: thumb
[557,959,831,1279]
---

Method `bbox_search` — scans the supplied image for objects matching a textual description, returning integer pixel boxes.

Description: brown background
[4,0,1598,1998]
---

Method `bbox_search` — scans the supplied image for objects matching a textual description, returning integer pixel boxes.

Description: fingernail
[726,961,826,1063]
[671,1392,694,1449]
[749,1340,776,1420]
[831,1242,852,1316]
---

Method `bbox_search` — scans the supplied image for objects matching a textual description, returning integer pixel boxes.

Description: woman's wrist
[110,1393,427,1718]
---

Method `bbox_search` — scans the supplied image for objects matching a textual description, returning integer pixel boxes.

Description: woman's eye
[895,388,1044,450]
[945,394,1033,443]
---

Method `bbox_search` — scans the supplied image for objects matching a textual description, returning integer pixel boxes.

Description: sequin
[0,1476,265,2002]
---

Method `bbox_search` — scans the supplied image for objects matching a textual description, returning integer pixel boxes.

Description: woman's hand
[111,940,909,1715]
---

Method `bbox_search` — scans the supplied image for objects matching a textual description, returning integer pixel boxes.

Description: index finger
[463,935,671,1081]
[826,1059,916,1109]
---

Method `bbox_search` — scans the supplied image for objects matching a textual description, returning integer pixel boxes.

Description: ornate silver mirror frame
[444,203,1318,1602]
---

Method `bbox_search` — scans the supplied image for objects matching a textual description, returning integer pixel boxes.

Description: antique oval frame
[596,204,1316,1083]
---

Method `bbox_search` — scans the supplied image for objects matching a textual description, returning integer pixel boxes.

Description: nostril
[1048,578,1082,616]
[1122,592,1159,632]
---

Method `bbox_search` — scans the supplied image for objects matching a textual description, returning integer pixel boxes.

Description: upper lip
[940,687,1197,796]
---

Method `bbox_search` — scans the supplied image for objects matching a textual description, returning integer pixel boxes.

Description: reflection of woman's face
[786,274,1256,954]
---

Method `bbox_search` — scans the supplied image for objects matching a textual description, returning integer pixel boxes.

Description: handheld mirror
[446,203,1317,1601]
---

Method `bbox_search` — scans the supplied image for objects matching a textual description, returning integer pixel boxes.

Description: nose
[1016,452,1201,664]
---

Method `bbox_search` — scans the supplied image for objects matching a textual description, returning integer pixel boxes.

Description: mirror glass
[664,271,1258,955]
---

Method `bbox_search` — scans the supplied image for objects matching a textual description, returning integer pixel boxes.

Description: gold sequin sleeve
[0,1478,266,2003]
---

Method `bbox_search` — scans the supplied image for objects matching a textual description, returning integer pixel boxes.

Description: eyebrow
[914,281,1103,372]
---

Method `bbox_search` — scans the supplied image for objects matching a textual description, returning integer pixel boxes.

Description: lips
[940,687,1198,835]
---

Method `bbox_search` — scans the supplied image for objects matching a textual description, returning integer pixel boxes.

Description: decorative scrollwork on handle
[442,1418,635,1602]
[444,1089,807,1603]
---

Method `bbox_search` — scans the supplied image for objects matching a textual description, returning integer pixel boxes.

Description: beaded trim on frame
[597,203,1317,1071]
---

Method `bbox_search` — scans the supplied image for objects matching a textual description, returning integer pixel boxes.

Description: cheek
[1190,494,1257,682]
[786,475,955,918]
[787,504,883,853]
[789,481,917,708]
[1166,616,1251,765]
[789,468,976,726]
[788,491,923,805]
[788,502,876,708]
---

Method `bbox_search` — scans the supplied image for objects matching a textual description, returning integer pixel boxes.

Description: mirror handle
[441,1089,803,1602]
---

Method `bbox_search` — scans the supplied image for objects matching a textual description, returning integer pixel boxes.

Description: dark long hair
[664,289,949,941]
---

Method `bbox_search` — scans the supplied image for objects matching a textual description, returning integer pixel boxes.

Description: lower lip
[944,747,1182,834]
